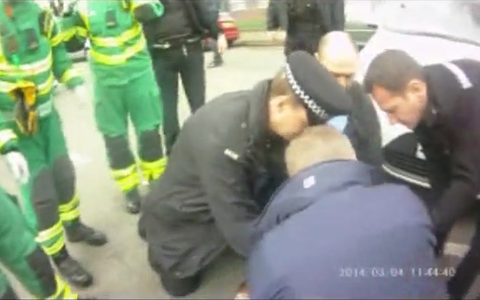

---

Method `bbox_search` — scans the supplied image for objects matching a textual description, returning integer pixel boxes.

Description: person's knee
[31,169,58,227]
[52,156,75,200]
[103,135,135,169]
[139,130,163,161]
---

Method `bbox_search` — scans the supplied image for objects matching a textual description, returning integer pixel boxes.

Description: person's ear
[269,95,290,114]
[406,79,425,94]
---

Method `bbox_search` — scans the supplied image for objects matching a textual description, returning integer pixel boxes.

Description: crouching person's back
[247,126,447,299]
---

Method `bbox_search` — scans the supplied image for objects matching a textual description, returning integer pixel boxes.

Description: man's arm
[430,102,480,232]
[44,8,84,89]
[248,243,291,300]
[191,0,222,39]
[129,0,164,23]
[198,146,261,257]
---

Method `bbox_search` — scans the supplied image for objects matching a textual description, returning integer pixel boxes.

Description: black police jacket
[345,82,382,167]
[142,0,221,45]
[414,60,480,229]
[283,0,345,55]
[141,80,288,277]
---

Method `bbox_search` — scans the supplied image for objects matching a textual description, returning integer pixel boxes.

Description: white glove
[72,85,90,108]
[5,152,29,184]
[217,33,228,54]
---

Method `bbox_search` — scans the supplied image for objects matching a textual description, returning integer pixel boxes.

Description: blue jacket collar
[254,160,387,238]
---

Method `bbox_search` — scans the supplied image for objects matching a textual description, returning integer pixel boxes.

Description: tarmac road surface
[0,47,478,298]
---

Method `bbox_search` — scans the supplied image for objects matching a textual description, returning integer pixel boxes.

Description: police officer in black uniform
[363,49,480,300]
[142,0,228,155]
[138,51,352,297]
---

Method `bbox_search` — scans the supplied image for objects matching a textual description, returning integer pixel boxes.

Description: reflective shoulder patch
[441,62,473,90]
[224,149,240,161]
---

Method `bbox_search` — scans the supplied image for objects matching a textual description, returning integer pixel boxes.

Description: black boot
[0,285,18,299]
[53,248,93,288]
[65,220,108,246]
[125,189,142,214]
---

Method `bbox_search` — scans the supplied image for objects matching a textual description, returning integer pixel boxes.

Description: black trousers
[150,40,206,155]
[448,215,480,299]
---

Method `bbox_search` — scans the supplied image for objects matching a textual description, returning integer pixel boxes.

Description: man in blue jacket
[247,126,447,299]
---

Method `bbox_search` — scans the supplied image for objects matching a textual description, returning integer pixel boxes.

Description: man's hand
[234,282,249,300]
[217,33,228,54]
[72,85,90,108]
[5,152,29,184]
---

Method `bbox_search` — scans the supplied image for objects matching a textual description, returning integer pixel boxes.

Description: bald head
[317,31,359,87]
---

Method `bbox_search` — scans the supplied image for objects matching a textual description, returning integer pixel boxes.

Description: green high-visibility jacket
[0,0,84,155]
[61,0,164,86]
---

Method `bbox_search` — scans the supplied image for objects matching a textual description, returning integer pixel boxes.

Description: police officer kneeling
[364,50,480,300]
[139,51,352,297]
[247,126,446,299]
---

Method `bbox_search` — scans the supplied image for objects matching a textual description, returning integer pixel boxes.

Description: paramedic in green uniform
[0,0,107,288]
[0,189,91,299]
[61,0,167,214]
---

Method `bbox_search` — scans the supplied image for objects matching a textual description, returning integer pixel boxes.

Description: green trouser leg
[0,188,52,298]
[16,110,78,258]
[0,190,79,299]
[93,70,166,192]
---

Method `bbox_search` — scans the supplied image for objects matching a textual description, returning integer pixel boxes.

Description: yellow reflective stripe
[89,36,146,65]
[59,195,80,222]
[0,129,17,148]
[0,73,53,96]
[76,27,88,38]
[50,31,71,47]
[36,221,64,243]
[40,234,65,256]
[58,195,79,213]
[112,165,140,192]
[90,24,142,47]
[140,158,167,181]
[36,221,65,256]
[60,68,80,84]
[0,51,52,76]
[45,276,79,299]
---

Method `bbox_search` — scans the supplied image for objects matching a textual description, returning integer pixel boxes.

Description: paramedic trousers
[16,109,83,260]
[0,188,77,299]
[93,70,166,196]
[150,40,206,155]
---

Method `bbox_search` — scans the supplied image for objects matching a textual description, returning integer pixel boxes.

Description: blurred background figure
[266,0,288,41]
[207,0,225,68]
[317,31,382,166]
[268,0,345,56]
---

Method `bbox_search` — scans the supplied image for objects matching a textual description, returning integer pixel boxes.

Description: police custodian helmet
[285,51,352,124]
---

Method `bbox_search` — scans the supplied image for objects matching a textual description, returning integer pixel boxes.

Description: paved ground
[0,46,479,298]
